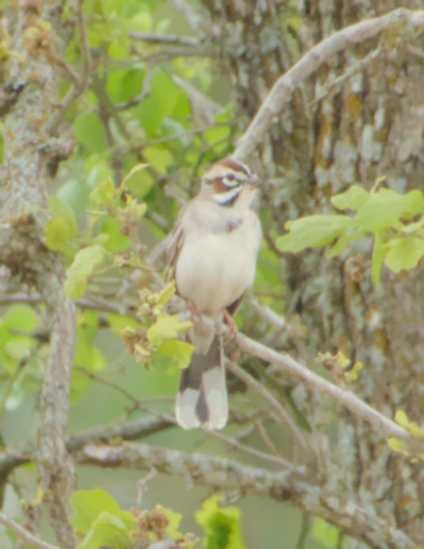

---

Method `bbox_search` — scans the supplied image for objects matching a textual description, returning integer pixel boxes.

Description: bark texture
[203,0,424,545]
[0,3,75,547]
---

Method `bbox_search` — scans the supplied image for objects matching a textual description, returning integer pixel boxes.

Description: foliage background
[1,0,424,548]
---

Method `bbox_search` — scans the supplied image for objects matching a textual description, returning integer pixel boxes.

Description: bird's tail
[175,335,228,430]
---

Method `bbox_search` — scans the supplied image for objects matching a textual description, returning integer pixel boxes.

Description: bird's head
[201,157,259,207]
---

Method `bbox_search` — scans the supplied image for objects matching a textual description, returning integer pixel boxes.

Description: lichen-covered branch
[234,8,424,160]
[37,289,76,548]
[0,3,78,547]
[77,441,413,548]
[1,290,412,445]
[0,416,175,477]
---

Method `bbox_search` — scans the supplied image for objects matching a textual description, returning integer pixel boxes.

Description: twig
[0,512,57,549]
[236,333,411,442]
[255,420,282,458]
[227,362,309,451]
[135,47,213,63]
[249,297,286,331]
[310,47,381,106]
[234,8,424,160]
[296,512,311,549]
[136,469,157,507]
[0,415,177,476]
[130,32,199,47]
[46,0,92,134]
[67,416,174,452]
[209,429,293,468]
[76,0,92,78]
[3,291,413,444]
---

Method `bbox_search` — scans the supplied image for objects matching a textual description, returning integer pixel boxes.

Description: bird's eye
[226,174,235,181]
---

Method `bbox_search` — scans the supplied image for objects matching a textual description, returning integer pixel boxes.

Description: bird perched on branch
[168,157,262,429]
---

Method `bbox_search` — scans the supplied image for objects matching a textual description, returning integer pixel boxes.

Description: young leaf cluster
[71,488,196,548]
[277,184,424,285]
[122,282,193,371]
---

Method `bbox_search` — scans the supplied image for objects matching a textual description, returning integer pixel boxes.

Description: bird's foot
[187,301,201,321]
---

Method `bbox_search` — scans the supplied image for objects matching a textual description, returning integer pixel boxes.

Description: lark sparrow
[168,158,262,430]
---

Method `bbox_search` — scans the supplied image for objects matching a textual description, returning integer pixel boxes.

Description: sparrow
[168,157,262,430]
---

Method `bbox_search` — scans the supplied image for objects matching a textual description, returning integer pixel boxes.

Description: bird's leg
[223,309,238,341]
[187,300,201,321]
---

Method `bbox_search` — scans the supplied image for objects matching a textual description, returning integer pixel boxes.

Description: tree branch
[234,8,424,160]
[77,441,413,548]
[0,415,175,476]
[0,512,57,549]
[235,333,411,443]
[37,288,76,548]
[66,416,174,452]
[1,292,413,445]
[129,32,199,47]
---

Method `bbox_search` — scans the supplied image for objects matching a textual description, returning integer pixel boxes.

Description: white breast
[176,211,261,315]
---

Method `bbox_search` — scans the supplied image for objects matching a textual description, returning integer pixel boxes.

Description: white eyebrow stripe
[213,187,241,205]
[223,175,242,187]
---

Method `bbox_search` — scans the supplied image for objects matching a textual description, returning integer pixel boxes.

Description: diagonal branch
[236,333,411,442]
[1,292,413,445]
[234,8,424,160]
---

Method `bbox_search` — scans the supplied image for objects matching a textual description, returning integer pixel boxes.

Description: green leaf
[152,339,193,370]
[331,185,369,211]
[64,245,106,298]
[71,489,135,549]
[205,126,230,146]
[196,495,246,549]
[394,409,424,438]
[136,69,190,135]
[78,512,133,549]
[44,216,78,254]
[57,179,91,214]
[106,68,144,103]
[326,226,363,258]
[147,315,191,346]
[120,163,148,189]
[89,177,116,206]
[277,215,352,253]
[71,489,122,532]
[356,188,424,232]
[73,112,108,154]
[2,305,39,332]
[4,336,36,361]
[107,38,130,60]
[143,146,173,175]
[311,517,339,548]
[159,505,183,539]
[75,326,106,372]
[384,237,424,273]
[371,232,385,286]
[98,216,131,252]
[44,196,79,254]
